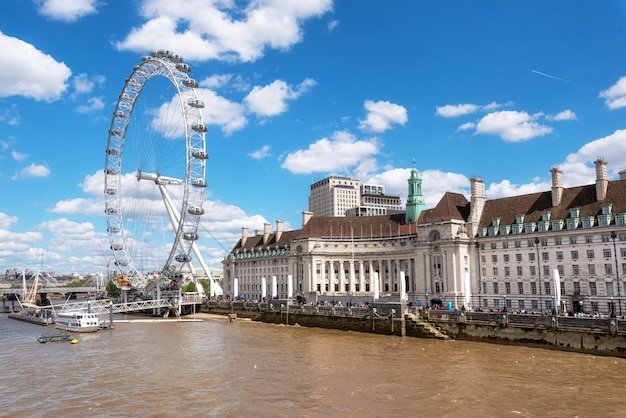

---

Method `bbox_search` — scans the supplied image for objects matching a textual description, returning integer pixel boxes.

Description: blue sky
[3,0,626,275]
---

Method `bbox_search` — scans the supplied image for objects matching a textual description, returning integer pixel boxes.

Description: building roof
[295,214,411,239]
[477,179,626,228]
[418,192,470,223]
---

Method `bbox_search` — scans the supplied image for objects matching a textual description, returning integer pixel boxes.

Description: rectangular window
[556,251,563,261]
[529,253,535,262]
[515,241,522,248]
[517,266,523,276]
[542,252,549,261]
[588,264,596,275]
[493,282,499,294]
[541,239,548,246]
[570,237,577,245]
[482,267,487,276]
[505,266,510,276]
[492,255,498,263]
[505,282,511,294]
[587,250,595,259]
[531,282,537,295]
[491,243,497,249]
[516,254,522,262]
[493,267,499,276]
[483,298,488,307]
[555,237,563,245]
[503,254,510,262]
[573,282,581,294]
[544,281,551,295]
[605,263,613,275]
[573,264,580,275]
[621,248,626,258]
[530,266,536,276]
[586,236,593,243]
[518,300,525,309]
[528,240,536,247]
[622,263,626,275]
[571,250,579,260]
[494,299,500,308]
[482,282,487,294]
[543,265,550,276]
[532,300,539,310]
[603,249,612,258]
[481,255,486,263]
[590,282,597,296]
[560,282,565,295]
[607,281,615,297]
[602,234,611,243]
[557,265,564,276]
[517,282,524,294]
[502,242,509,249]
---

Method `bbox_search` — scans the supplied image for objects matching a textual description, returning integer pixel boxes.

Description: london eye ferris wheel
[104,50,210,290]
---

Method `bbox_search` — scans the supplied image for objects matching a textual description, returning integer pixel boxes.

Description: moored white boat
[55,311,99,333]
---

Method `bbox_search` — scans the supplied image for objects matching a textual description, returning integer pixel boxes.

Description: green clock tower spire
[405,160,426,224]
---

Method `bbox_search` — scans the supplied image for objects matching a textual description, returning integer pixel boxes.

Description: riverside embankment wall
[202,301,626,357]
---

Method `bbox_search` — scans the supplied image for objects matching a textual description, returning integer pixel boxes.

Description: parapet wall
[203,301,626,358]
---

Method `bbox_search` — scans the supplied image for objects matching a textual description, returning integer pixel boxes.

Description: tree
[106,279,121,297]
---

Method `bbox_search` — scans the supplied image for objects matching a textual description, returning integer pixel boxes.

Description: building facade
[308,176,360,217]
[223,160,626,315]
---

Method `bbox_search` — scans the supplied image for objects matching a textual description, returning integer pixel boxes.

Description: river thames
[1,313,626,417]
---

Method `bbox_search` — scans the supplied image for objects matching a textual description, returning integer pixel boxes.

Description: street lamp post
[535,237,542,312]
[611,231,622,316]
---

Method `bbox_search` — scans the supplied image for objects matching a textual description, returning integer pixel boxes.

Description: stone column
[339,260,345,293]
[359,260,365,293]
[349,260,355,293]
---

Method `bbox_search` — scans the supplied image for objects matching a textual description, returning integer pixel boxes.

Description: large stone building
[223,160,626,316]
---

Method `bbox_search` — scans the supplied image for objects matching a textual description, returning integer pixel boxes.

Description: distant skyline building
[346,183,403,217]
[308,176,360,217]
[308,176,404,218]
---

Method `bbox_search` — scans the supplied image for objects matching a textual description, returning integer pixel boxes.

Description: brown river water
[1,313,626,417]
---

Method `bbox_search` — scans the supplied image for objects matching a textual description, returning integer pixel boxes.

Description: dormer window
[601,204,612,216]
[566,218,579,230]
[541,211,551,221]
[581,216,594,229]
[515,214,525,224]
[524,222,536,234]
[552,219,564,231]
[570,207,580,218]
[492,217,501,227]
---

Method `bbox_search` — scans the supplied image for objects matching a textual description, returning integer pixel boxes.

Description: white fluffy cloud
[546,109,577,121]
[559,129,626,186]
[116,0,333,62]
[245,78,316,117]
[20,163,50,178]
[435,103,479,118]
[248,145,271,159]
[359,100,407,133]
[36,0,100,22]
[599,76,626,110]
[281,131,380,174]
[475,110,552,142]
[366,168,470,207]
[0,32,71,101]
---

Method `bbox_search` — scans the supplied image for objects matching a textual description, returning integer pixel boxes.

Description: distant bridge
[0,286,100,296]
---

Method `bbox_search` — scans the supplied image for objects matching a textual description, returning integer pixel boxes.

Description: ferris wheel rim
[103,50,207,289]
